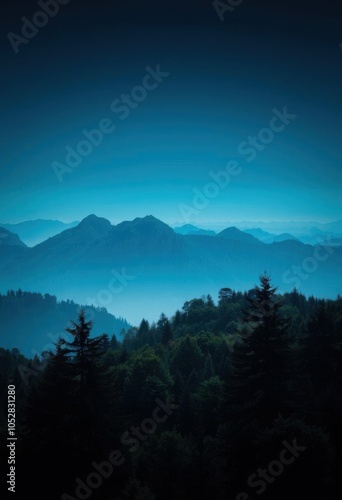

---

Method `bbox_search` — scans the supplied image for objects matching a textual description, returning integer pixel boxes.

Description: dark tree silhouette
[225,274,294,427]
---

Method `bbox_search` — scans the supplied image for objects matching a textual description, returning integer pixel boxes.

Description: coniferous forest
[1,274,341,500]
[2,0,342,497]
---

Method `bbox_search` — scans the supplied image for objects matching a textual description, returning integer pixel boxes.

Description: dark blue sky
[1,0,341,224]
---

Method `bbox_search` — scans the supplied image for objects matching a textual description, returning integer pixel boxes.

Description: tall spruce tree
[62,309,106,406]
[224,274,294,427]
[23,311,122,499]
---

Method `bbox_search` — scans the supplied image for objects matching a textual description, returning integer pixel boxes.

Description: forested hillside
[0,290,130,355]
[0,276,341,500]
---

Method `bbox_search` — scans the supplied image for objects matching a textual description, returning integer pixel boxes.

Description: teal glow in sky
[1,0,341,224]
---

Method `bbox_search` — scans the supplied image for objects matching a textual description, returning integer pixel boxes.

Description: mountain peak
[78,214,112,231]
[218,226,259,243]
[33,215,112,249]
[137,215,168,225]
[143,215,159,221]
[116,215,173,231]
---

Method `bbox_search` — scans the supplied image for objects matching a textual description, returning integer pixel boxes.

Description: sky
[1,0,341,225]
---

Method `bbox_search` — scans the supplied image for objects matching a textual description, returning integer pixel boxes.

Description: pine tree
[218,288,233,303]
[225,274,294,427]
[137,318,150,347]
[110,333,118,350]
[157,313,173,345]
[302,302,340,394]
[62,310,106,405]
[206,294,215,307]
[57,310,118,456]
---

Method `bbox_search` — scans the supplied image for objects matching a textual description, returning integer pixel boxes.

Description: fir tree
[225,274,294,427]
[62,310,106,405]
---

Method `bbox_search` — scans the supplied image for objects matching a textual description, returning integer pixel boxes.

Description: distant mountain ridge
[218,226,260,244]
[0,228,28,267]
[3,217,341,247]
[0,219,79,246]
[0,227,27,247]
[0,215,340,324]
[244,228,299,244]
[174,224,216,236]
[0,290,130,356]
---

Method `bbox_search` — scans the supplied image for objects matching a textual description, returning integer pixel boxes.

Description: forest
[0,274,341,500]
[0,290,130,355]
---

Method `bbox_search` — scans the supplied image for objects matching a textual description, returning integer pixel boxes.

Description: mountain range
[2,218,341,247]
[0,219,78,247]
[0,214,341,324]
[244,228,299,244]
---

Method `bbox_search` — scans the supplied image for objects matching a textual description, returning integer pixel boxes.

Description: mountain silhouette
[218,226,260,244]
[0,227,27,247]
[0,215,340,323]
[245,228,298,244]
[0,219,78,246]
[174,224,216,236]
